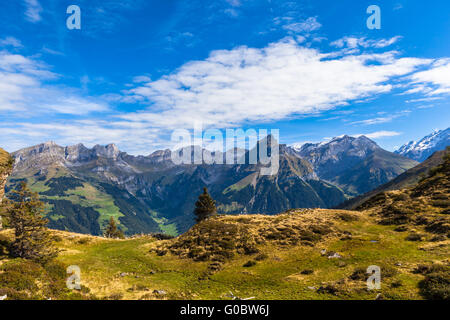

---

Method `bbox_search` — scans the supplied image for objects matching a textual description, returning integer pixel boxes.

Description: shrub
[338,213,358,222]
[105,293,124,300]
[413,264,447,275]
[51,235,63,242]
[419,271,450,300]
[299,230,320,242]
[349,267,367,280]
[311,224,332,235]
[255,253,268,261]
[432,200,450,208]
[156,249,167,256]
[405,233,422,241]
[77,238,90,244]
[0,270,38,291]
[151,233,175,240]
[300,269,314,275]
[243,260,257,267]
[350,265,397,281]
[317,284,339,295]
[430,235,446,242]
[0,287,30,300]
[392,193,410,201]
[425,219,450,234]
[390,280,402,288]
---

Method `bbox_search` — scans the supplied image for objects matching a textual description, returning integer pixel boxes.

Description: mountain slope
[295,135,418,195]
[338,147,450,209]
[9,143,163,236]
[357,148,450,231]
[396,128,450,162]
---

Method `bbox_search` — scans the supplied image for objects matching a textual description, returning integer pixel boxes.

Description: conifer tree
[194,187,217,223]
[6,182,57,263]
[104,217,124,239]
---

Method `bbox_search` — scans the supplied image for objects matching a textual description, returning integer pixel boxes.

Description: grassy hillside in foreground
[1,208,448,300]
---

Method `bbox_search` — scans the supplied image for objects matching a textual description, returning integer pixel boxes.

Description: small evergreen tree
[104,217,124,239]
[194,187,217,223]
[6,182,57,263]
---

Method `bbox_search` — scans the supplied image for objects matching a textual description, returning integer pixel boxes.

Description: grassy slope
[8,169,172,234]
[339,148,450,210]
[0,208,441,300]
[9,169,124,229]
[0,148,13,178]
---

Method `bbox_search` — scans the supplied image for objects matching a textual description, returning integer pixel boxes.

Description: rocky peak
[147,149,172,163]
[396,127,450,162]
[65,143,91,162]
[92,143,120,160]
[12,142,125,172]
[13,142,65,171]
[297,135,380,163]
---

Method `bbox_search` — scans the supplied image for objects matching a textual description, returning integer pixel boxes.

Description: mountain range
[6,133,424,236]
[395,127,450,162]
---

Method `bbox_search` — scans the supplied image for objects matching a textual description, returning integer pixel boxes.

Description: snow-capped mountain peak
[395,127,450,162]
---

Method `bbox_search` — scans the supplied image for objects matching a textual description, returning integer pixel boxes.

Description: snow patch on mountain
[395,128,450,162]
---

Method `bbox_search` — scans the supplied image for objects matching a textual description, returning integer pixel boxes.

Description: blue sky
[0,0,449,154]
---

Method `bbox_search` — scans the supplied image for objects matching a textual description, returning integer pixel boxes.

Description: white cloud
[409,59,450,95]
[122,38,429,130]
[23,0,42,23]
[0,37,23,48]
[406,96,443,103]
[350,110,411,126]
[43,97,108,115]
[0,50,108,115]
[363,131,401,139]
[331,36,402,49]
[132,75,152,83]
[226,0,241,7]
[283,17,322,33]
[42,47,64,56]
[351,117,395,125]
